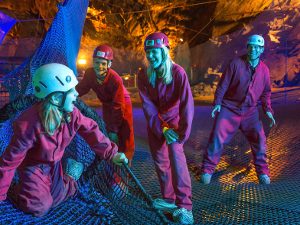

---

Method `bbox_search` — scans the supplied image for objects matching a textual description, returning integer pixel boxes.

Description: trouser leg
[16,165,53,217]
[148,129,175,203]
[51,161,77,208]
[202,107,241,174]
[241,108,270,176]
[169,142,192,210]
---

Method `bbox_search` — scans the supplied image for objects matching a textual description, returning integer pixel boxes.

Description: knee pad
[65,158,84,181]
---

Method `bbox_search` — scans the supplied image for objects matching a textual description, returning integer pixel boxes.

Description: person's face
[247,44,264,60]
[93,58,110,76]
[146,48,163,69]
[63,88,78,112]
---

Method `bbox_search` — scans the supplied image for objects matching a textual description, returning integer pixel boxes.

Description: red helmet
[93,44,113,60]
[144,32,170,51]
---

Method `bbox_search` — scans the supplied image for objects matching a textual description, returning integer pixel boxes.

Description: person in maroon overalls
[0,63,128,217]
[138,32,194,224]
[201,34,276,185]
[76,44,135,162]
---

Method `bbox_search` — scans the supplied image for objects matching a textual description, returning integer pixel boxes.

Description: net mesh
[0,0,299,223]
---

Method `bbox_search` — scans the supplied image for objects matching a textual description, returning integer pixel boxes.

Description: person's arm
[213,61,234,106]
[260,67,273,114]
[176,70,194,143]
[260,67,275,127]
[137,71,165,139]
[74,108,118,160]
[106,78,125,133]
[0,121,34,201]
[76,70,92,97]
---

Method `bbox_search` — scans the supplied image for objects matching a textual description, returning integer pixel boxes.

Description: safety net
[0,0,300,224]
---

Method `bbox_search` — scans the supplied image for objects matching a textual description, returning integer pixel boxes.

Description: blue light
[0,11,16,44]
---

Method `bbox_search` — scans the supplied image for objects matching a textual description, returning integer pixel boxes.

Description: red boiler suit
[0,103,118,216]
[76,68,135,160]
[202,55,273,176]
[138,63,194,210]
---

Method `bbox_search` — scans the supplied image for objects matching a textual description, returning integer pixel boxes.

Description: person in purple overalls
[0,63,128,217]
[138,32,194,224]
[76,44,135,162]
[201,34,276,185]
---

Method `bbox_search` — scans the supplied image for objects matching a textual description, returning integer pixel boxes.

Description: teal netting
[2,0,88,100]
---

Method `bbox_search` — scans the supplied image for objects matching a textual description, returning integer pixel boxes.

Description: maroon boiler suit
[76,68,135,160]
[202,55,273,176]
[138,63,194,210]
[0,103,118,216]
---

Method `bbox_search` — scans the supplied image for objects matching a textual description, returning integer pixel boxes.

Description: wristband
[162,127,169,133]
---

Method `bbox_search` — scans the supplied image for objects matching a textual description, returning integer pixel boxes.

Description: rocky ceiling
[0,0,274,54]
[0,0,299,83]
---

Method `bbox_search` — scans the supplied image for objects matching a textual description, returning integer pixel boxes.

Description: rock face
[184,0,300,86]
[0,0,299,85]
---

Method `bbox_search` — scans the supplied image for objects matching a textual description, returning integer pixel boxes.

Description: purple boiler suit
[138,63,194,210]
[202,55,273,176]
[0,103,118,216]
[76,68,135,160]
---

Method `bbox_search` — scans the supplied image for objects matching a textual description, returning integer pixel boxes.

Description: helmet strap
[57,92,73,137]
[49,91,67,110]
[62,110,73,137]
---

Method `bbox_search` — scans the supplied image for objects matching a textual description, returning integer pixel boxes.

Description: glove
[211,105,221,118]
[163,127,179,145]
[266,111,276,127]
[112,152,128,166]
[108,132,119,145]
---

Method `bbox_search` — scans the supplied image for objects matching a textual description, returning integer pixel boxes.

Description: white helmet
[247,34,264,47]
[32,63,78,99]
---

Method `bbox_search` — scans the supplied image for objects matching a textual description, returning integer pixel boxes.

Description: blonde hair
[39,93,63,135]
[147,46,173,88]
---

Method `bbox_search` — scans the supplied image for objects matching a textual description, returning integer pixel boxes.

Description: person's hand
[163,127,179,144]
[112,152,128,166]
[211,105,221,118]
[266,111,276,127]
[108,132,119,145]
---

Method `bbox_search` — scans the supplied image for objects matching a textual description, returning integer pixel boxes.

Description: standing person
[76,44,135,162]
[201,34,276,185]
[138,32,194,224]
[0,63,128,217]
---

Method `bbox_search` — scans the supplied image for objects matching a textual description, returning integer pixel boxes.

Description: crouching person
[0,63,128,217]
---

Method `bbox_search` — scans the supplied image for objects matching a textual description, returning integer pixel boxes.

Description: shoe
[200,173,212,184]
[153,198,177,212]
[259,174,271,184]
[172,208,194,224]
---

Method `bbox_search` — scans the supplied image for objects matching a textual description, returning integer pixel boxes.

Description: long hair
[147,46,173,88]
[39,93,63,136]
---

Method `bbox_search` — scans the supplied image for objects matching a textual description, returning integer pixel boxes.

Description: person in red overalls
[76,44,135,162]
[0,63,128,217]
[138,32,194,224]
[201,34,276,185]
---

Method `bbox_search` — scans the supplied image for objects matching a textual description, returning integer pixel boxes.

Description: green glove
[266,111,276,127]
[112,152,129,166]
[163,127,179,144]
